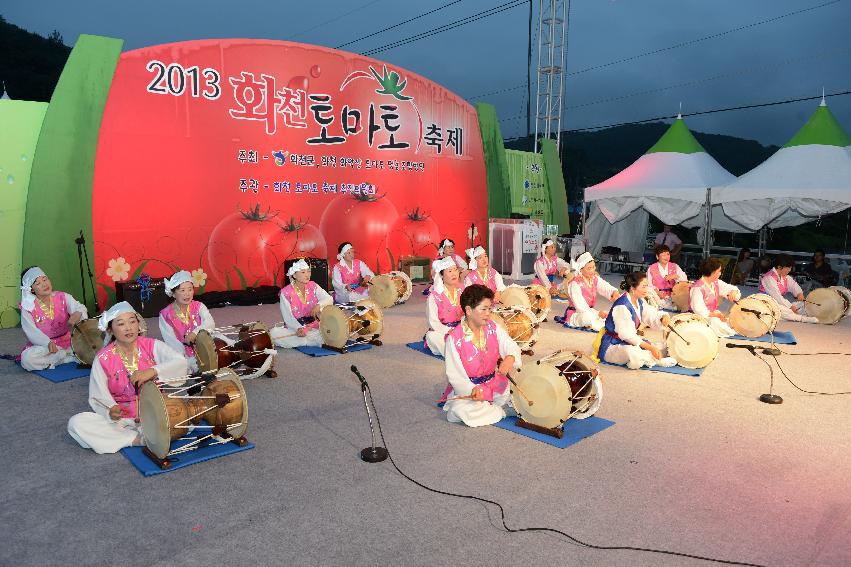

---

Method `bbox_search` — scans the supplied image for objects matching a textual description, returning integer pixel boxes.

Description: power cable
[335,1,462,49]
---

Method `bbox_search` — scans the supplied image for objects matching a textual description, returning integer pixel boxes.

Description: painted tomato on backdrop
[319,193,398,272]
[206,204,282,288]
[387,207,441,260]
[92,39,487,304]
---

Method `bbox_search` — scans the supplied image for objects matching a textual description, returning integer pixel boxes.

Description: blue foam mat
[31,362,90,383]
[728,330,797,345]
[494,415,615,448]
[121,438,255,477]
[553,316,598,333]
[600,359,703,377]
[405,341,444,360]
[295,342,373,357]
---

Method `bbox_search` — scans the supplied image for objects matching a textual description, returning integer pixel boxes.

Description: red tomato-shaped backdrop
[92,39,487,305]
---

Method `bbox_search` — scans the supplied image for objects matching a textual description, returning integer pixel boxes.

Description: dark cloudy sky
[4,0,850,146]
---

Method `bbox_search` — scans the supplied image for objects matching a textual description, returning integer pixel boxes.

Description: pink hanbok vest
[465,268,498,292]
[336,259,368,297]
[281,282,322,330]
[431,286,464,327]
[440,320,508,402]
[564,276,599,320]
[159,301,203,356]
[21,292,72,352]
[649,262,681,297]
[532,255,558,286]
[759,269,789,295]
[96,336,158,419]
[690,279,721,312]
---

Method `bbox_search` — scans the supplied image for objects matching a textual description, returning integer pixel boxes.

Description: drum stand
[514,419,566,439]
[142,433,249,470]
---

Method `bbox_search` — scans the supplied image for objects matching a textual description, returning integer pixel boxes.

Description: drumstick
[505,374,534,406]
[665,324,691,346]
[804,299,822,307]
[92,398,114,410]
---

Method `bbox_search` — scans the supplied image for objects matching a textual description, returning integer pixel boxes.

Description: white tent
[584,117,735,255]
[711,99,851,231]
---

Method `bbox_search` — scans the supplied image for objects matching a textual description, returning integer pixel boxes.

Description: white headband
[20,267,46,312]
[98,301,137,332]
[431,257,457,294]
[466,246,486,270]
[571,251,594,272]
[438,239,454,256]
[540,238,555,257]
[163,270,193,297]
[337,244,353,263]
[287,259,310,278]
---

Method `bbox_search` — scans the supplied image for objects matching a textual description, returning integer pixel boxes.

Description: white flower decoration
[191,268,208,287]
[106,257,131,282]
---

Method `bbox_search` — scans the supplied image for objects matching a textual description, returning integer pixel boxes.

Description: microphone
[350,364,366,386]
[726,343,757,356]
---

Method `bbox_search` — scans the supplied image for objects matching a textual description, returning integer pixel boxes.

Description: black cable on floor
[363,383,766,567]
[768,354,851,395]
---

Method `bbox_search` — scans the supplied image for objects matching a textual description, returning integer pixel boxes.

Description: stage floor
[1,280,849,566]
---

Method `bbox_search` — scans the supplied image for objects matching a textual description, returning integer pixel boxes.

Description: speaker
[282,257,329,291]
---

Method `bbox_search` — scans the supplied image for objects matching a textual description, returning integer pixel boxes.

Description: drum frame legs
[514,418,564,439]
[142,434,250,470]
[322,335,382,353]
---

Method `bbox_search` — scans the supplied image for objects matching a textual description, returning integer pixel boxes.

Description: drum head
[320,305,351,348]
[500,285,532,310]
[512,364,573,430]
[71,319,104,366]
[388,271,413,303]
[671,281,691,312]
[665,313,719,369]
[368,275,398,309]
[208,368,249,440]
[527,284,552,322]
[806,288,845,325]
[729,293,779,338]
[139,381,171,460]
[354,300,384,336]
[829,286,851,317]
[492,306,538,346]
[194,330,218,373]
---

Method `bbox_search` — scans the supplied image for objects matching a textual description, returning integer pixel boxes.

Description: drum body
[491,306,538,349]
[320,301,384,349]
[671,281,691,312]
[369,271,413,308]
[139,368,248,460]
[71,319,105,366]
[829,286,851,318]
[500,284,551,323]
[234,322,273,368]
[664,313,719,369]
[728,293,780,338]
[806,287,849,324]
[194,329,237,373]
[512,353,602,430]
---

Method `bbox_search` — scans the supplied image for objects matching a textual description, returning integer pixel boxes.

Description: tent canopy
[585,117,735,226]
[713,100,851,231]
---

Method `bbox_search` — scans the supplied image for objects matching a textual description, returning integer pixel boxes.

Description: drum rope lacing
[358,378,765,567]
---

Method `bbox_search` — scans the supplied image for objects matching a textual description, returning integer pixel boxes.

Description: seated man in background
[654,225,683,262]
[803,249,838,288]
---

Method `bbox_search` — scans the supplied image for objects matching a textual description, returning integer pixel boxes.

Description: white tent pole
[581,191,588,246]
[702,187,712,258]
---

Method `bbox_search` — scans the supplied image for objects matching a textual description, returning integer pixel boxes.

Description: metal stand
[75,230,97,312]
[359,382,387,463]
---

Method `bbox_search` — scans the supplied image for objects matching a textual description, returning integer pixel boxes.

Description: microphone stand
[351,365,388,463]
[75,230,97,312]
[726,343,782,404]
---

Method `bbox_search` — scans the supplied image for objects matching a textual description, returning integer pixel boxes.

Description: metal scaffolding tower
[533,0,568,153]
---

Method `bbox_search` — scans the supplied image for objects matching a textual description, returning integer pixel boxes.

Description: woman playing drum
[423,238,467,295]
[158,270,222,372]
[271,259,333,348]
[646,245,687,310]
[331,242,374,304]
[532,238,571,293]
[760,254,819,323]
[463,246,506,302]
[689,257,741,337]
[67,302,187,454]
[424,257,465,357]
[593,272,677,370]
[562,252,620,331]
[18,266,89,371]
[440,284,521,427]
